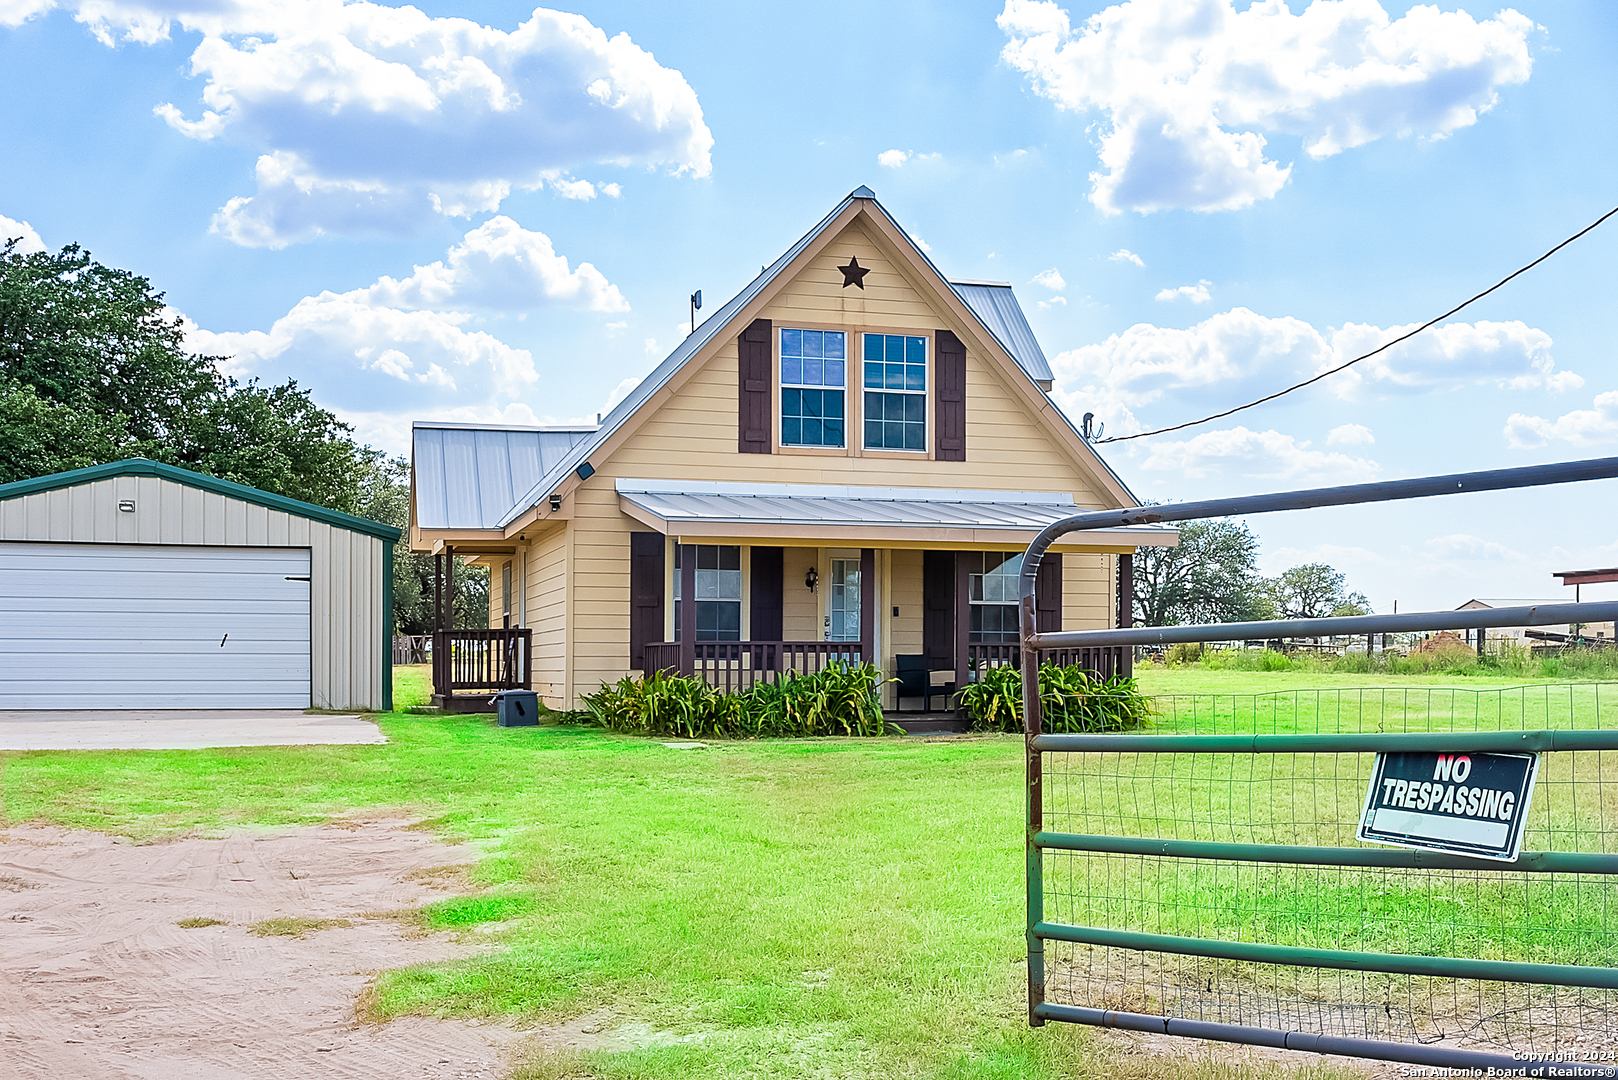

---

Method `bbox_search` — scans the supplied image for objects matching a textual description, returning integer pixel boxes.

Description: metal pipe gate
[1017,457,1618,1075]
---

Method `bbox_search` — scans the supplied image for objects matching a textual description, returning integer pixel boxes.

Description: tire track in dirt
[0,819,521,1079]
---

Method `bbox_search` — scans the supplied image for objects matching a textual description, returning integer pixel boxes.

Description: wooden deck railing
[967,643,1132,681]
[432,628,532,697]
[642,640,868,693]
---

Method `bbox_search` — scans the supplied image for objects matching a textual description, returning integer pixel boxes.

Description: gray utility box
[494,690,540,727]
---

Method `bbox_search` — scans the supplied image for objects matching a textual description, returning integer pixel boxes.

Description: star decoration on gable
[837,256,870,289]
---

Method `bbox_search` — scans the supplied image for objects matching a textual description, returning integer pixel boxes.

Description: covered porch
[619,479,1172,709]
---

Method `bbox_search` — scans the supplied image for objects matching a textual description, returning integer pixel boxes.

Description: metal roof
[488,185,1128,529]
[413,422,597,530]
[615,478,1175,542]
[0,457,400,541]
[951,281,1054,386]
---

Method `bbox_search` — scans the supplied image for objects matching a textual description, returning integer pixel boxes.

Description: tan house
[409,187,1174,710]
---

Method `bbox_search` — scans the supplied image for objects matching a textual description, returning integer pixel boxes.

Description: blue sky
[5,0,1618,614]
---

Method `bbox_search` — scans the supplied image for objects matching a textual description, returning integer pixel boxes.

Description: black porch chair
[893,654,956,713]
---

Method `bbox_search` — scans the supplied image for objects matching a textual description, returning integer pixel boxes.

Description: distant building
[1456,599,1613,649]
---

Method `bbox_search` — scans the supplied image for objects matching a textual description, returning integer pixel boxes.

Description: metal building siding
[0,475,384,710]
[0,542,312,709]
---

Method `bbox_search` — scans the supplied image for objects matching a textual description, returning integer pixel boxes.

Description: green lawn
[8,666,1611,1077]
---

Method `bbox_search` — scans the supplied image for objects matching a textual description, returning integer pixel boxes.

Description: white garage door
[0,542,312,709]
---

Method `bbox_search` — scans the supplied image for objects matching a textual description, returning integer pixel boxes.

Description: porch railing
[643,640,868,693]
[967,643,1131,681]
[432,628,532,697]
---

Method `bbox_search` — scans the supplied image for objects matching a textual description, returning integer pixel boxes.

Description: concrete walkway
[0,710,387,751]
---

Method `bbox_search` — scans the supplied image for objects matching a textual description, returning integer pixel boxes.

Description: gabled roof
[411,186,1131,533]
[0,458,401,541]
[951,281,1054,387]
[413,422,597,530]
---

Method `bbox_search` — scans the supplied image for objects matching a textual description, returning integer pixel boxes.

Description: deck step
[889,715,972,735]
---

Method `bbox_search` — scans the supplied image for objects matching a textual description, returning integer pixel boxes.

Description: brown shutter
[1036,553,1063,634]
[738,318,773,454]
[1116,553,1134,629]
[923,551,955,671]
[750,546,783,641]
[629,532,665,670]
[934,329,966,461]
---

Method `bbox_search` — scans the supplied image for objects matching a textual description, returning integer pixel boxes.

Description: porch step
[431,693,498,714]
[889,714,972,736]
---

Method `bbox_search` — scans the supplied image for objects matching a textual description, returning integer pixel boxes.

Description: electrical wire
[1095,203,1618,444]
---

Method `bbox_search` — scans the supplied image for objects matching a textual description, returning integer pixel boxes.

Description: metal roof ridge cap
[412,420,600,433]
[950,278,1014,287]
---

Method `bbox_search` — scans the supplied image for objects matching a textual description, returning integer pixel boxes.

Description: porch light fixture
[549,493,562,512]
[805,566,819,592]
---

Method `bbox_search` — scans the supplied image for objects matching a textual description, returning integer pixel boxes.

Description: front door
[827,557,861,641]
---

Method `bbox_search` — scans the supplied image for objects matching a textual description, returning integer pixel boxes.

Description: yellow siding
[525,524,569,708]
[781,547,819,640]
[1062,553,1113,632]
[0,475,385,710]
[503,215,1132,706]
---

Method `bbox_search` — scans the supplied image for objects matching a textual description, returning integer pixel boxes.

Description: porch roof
[615,478,1177,547]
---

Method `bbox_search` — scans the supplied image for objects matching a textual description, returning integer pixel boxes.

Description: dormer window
[863,334,926,451]
[780,329,847,447]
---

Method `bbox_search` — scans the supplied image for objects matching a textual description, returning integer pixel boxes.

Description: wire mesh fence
[1039,683,1618,1062]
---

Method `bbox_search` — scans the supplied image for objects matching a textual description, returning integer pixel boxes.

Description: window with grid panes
[780,329,846,447]
[863,333,926,451]
[969,551,1022,643]
[673,545,742,641]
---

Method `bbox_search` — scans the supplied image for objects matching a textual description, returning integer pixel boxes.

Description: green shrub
[580,663,891,739]
[954,663,1152,734]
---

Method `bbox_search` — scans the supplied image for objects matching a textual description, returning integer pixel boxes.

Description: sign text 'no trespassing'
[1358,751,1539,862]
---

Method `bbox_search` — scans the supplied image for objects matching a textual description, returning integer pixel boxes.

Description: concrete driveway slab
[0,709,386,751]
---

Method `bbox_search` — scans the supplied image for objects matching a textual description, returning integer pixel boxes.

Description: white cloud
[1504,390,1618,448]
[37,1,712,245]
[878,149,910,168]
[1032,267,1066,291]
[1425,533,1524,561]
[908,233,932,253]
[180,217,628,448]
[359,216,627,313]
[998,0,1535,214]
[1108,248,1144,267]
[1329,319,1577,398]
[0,212,46,253]
[551,179,598,201]
[1138,425,1378,483]
[1326,423,1374,446]
[1156,280,1211,303]
[644,337,660,355]
[1050,308,1571,438]
[1037,296,1067,310]
[600,182,622,198]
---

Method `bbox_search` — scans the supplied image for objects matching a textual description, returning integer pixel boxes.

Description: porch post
[860,548,875,669]
[434,553,443,630]
[679,543,696,676]
[955,552,971,691]
[445,545,456,629]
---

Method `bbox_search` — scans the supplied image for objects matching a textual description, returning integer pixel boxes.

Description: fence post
[1021,586,1046,1027]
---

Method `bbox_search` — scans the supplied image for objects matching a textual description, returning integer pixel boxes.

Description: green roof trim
[0,458,402,542]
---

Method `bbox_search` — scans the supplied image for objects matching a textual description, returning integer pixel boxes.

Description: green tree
[0,238,370,512]
[1261,563,1370,620]
[1133,516,1268,626]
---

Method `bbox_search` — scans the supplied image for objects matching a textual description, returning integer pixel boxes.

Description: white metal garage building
[0,459,399,711]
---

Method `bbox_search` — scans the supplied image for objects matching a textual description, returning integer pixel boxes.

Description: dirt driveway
[0,710,386,751]
[0,819,520,1079]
